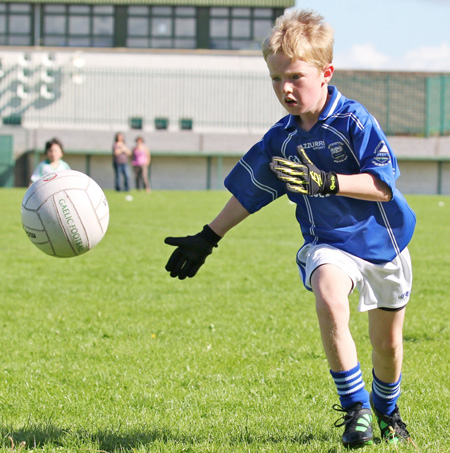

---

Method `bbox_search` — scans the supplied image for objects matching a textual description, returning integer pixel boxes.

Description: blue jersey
[224,85,416,264]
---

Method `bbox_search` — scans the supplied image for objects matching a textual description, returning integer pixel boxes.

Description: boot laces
[332,403,361,428]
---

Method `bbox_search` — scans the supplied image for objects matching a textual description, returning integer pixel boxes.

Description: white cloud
[335,42,450,72]
[334,43,392,71]
[402,42,450,71]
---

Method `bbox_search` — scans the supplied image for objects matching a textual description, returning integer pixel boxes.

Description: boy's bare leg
[368,307,405,383]
[311,264,356,371]
[368,307,414,445]
[311,264,374,448]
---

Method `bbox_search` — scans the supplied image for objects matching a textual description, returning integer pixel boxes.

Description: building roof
[4,0,294,7]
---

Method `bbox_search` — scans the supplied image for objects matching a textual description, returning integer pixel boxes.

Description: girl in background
[132,136,151,192]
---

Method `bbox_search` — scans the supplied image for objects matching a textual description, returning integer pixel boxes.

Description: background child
[30,137,70,184]
[112,132,131,192]
[132,136,151,192]
[164,9,416,449]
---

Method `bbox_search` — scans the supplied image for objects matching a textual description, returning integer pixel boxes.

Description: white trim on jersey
[324,90,342,118]
[377,202,401,256]
[281,130,298,159]
[238,158,278,200]
[329,112,365,130]
[303,195,317,241]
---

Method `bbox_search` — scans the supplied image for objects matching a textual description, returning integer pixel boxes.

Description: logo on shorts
[399,291,410,299]
[328,142,347,163]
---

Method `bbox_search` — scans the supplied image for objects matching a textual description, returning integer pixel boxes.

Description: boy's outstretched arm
[335,173,392,202]
[165,196,250,280]
[209,195,250,236]
[271,148,392,202]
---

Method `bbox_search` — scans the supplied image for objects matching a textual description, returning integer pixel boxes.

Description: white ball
[21,170,109,258]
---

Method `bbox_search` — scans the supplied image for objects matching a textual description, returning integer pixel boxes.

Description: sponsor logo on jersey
[372,141,391,166]
[303,140,326,150]
[328,142,347,163]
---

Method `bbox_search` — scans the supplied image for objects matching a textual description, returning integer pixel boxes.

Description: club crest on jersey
[328,142,347,163]
[373,141,391,166]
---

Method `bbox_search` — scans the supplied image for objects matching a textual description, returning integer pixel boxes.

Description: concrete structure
[3,126,450,194]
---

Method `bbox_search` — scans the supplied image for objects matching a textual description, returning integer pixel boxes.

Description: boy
[165,9,416,449]
[30,137,70,184]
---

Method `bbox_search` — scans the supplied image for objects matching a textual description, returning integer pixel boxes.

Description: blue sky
[293,0,450,72]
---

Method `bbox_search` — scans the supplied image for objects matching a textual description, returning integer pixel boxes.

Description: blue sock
[371,370,401,416]
[330,363,370,409]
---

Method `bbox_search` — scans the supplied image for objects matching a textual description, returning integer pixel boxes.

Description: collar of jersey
[284,85,342,131]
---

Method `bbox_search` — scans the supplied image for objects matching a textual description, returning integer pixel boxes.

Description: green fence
[332,71,450,137]
[1,64,449,136]
[0,135,14,187]
[425,75,450,136]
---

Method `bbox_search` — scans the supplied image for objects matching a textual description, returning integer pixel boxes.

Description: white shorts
[296,244,413,312]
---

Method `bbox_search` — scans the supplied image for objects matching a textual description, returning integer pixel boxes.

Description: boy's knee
[315,294,349,320]
[372,335,403,355]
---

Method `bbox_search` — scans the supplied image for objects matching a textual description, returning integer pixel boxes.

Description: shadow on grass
[2,423,338,451]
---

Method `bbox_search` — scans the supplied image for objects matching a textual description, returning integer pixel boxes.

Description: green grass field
[1,189,449,452]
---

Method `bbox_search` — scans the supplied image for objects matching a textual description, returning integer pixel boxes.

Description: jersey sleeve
[224,138,286,214]
[352,116,399,193]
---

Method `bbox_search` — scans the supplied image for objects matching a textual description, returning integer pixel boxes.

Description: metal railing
[1,64,449,136]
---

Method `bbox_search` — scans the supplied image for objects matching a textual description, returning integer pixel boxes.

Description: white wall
[2,48,450,193]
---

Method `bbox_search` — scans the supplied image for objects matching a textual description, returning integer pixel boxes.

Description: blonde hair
[262,9,334,70]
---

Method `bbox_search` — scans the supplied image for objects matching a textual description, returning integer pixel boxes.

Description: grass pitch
[1,189,449,452]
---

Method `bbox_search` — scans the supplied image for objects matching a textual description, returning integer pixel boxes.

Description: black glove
[164,225,222,279]
[271,147,339,195]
